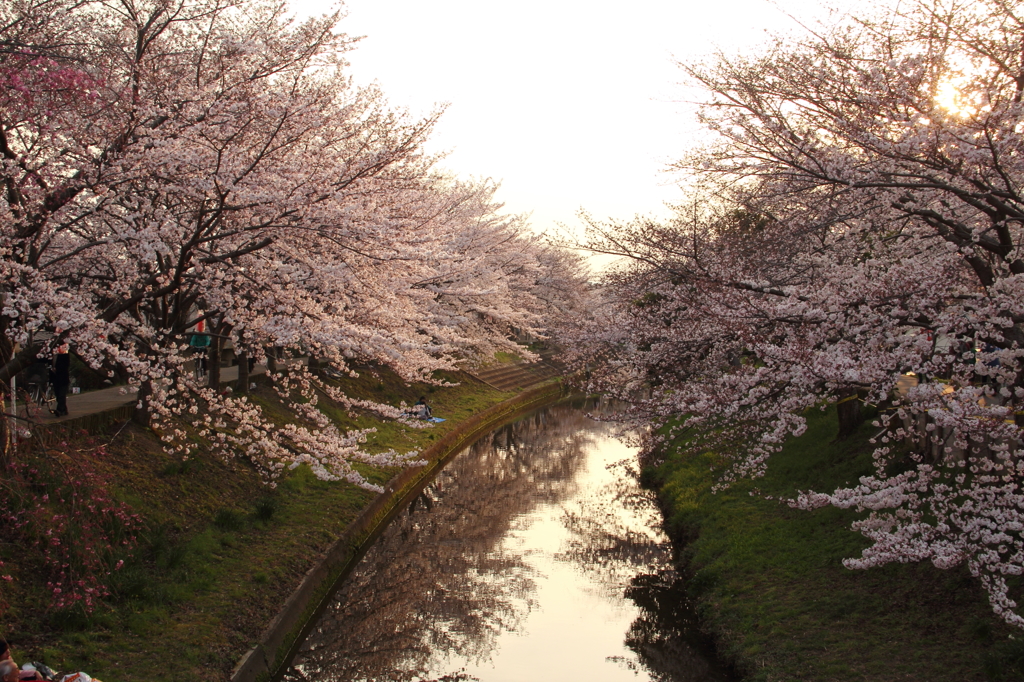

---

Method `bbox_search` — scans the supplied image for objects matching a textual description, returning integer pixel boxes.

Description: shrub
[0,448,142,614]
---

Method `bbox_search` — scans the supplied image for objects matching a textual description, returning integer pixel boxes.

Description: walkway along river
[283,398,734,682]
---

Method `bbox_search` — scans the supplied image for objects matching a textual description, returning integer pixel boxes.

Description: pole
[9,374,15,442]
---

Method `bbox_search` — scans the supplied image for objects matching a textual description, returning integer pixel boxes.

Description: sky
[289,0,833,240]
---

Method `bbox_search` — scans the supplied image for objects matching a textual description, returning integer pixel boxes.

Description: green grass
[492,351,524,364]
[1,364,516,681]
[650,407,1022,682]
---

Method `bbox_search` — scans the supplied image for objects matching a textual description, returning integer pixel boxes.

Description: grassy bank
[647,407,1024,682]
[0,364,521,681]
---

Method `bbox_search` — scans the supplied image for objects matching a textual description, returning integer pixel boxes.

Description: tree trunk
[132,381,152,426]
[836,388,863,440]
[0,381,12,468]
[208,335,221,392]
[238,351,249,394]
[1015,368,1024,430]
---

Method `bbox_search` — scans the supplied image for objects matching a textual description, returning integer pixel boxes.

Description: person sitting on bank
[0,640,17,682]
[0,661,16,682]
[0,641,55,682]
[414,396,432,420]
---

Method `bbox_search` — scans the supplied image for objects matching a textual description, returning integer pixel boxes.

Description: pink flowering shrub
[0,448,142,614]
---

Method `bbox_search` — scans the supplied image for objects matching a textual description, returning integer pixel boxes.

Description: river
[282,398,733,682]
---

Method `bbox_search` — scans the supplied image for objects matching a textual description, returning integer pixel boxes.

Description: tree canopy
[567,0,1024,626]
[0,0,589,488]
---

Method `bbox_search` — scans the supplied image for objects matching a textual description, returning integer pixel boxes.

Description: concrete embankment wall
[230,380,567,682]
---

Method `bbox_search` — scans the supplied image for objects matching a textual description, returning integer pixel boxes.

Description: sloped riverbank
[646,407,1024,682]
[0,365,560,682]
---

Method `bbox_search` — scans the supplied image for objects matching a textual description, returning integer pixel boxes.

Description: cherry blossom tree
[0,0,587,486]
[567,0,1024,626]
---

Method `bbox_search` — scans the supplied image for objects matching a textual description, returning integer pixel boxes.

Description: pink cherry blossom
[0,0,590,487]
[565,0,1024,627]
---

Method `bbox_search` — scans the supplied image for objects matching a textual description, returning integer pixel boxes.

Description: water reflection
[621,572,726,682]
[285,399,732,682]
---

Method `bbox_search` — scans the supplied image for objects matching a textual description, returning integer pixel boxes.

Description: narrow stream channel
[283,398,733,682]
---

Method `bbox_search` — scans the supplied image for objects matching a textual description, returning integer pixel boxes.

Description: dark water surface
[284,399,733,682]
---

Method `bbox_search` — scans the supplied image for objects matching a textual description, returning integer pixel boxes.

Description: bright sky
[290,0,833,238]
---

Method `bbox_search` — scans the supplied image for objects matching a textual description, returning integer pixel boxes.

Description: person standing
[189,320,212,380]
[51,345,70,417]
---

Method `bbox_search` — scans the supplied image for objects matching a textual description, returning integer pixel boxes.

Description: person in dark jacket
[414,396,432,420]
[50,345,71,417]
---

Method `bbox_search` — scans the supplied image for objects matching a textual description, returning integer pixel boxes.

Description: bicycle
[20,381,56,420]
[35,381,55,412]
[16,385,35,421]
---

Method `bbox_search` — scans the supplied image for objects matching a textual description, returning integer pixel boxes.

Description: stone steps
[468,362,560,392]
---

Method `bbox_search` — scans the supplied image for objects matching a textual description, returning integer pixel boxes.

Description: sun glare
[935,79,971,116]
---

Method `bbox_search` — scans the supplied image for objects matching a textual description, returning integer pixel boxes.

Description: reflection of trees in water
[557,456,670,595]
[555,450,736,682]
[286,403,601,682]
[618,572,734,682]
